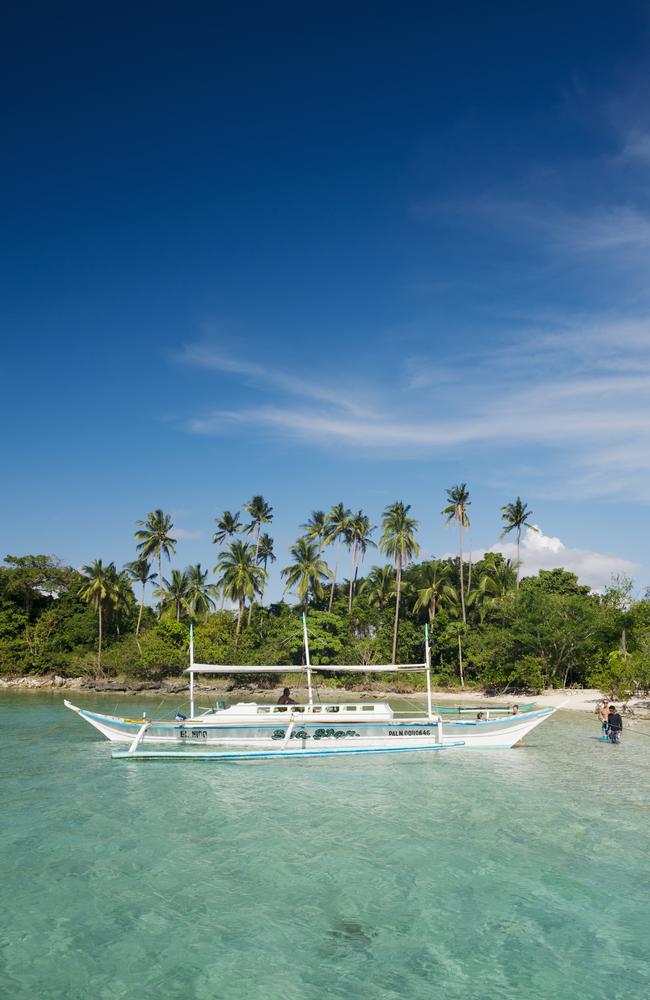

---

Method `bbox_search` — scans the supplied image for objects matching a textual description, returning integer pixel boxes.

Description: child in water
[607,705,623,744]
[596,699,609,740]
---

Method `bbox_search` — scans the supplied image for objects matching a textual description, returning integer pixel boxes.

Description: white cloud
[174,528,203,541]
[488,526,640,592]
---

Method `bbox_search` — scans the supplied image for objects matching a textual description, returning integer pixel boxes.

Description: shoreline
[2,674,649,716]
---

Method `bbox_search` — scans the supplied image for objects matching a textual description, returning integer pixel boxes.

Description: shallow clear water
[1,693,649,1000]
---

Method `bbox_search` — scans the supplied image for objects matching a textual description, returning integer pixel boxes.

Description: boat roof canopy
[185,662,427,675]
[305,663,427,673]
[186,664,305,674]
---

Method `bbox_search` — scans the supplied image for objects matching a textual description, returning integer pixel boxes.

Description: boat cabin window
[257,707,271,714]
[293,706,305,713]
[312,706,322,713]
[345,705,357,711]
[273,706,288,713]
[362,706,375,712]
[325,706,340,713]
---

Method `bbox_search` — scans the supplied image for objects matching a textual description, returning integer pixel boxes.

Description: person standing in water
[607,705,623,744]
[596,699,609,740]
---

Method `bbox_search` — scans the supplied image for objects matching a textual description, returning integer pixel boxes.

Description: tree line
[1,488,649,697]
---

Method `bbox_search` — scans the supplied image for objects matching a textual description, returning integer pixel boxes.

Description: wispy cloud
[178,318,650,502]
[178,343,373,418]
[414,196,650,257]
[616,127,650,164]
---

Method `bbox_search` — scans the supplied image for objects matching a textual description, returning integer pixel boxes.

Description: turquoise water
[1,693,649,1000]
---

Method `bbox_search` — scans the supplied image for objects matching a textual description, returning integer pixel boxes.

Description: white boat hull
[64,701,555,750]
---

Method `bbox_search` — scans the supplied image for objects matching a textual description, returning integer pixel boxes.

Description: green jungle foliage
[1,551,648,696]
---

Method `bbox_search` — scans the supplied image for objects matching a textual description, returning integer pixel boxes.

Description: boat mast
[189,623,195,718]
[302,612,314,707]
[425,623,433,720]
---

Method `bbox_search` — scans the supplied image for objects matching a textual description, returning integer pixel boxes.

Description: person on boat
[277,688,296,705]
[476,712,485,720]
[607,705,623,744]
[511,704,519,715]
[596,699,609,739]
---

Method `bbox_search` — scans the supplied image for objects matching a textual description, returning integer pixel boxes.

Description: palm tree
[281,538,332,613]
[441,577,484,621]
[500,497,536,586]
[379,502,420,663]
[125,557,156,637]
[256,534,276,606]
[79,560,114,673]
[212,510,243,545]
[110,568,135,639]
[185,563,218,617]
[301,511,328,550]
[325,502,351,611]
[156,568,190,622]
[135,510,177,614]
[482,556,519,599]
[442,484,471,624]
[243,496,274,561]
[413,560,450,623]
[346,511,376,612]
[215,540,266,635]
[360,565,396,614]
[211,512,243,610]
[243,496,273,624]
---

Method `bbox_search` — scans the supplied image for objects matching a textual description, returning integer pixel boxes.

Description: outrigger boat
[65,618,555,760]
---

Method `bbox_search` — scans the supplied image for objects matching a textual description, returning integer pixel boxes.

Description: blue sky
[2,2,650,599]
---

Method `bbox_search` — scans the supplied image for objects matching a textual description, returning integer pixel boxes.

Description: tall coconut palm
[325,502,351,612]
[215,540,266,635]
[360,565,396,614]
[379,502,420,663]
[185,563,219,618]
[243,496,274,561]
[346,511,376,612]
[412,560,450,623]
[500,497,536,586]
[243,496,273,624]
[212,510,243,546]
[134,509,177,614]
[256,533,276,606]
[211,512,243,610]
[156,568,190,622]
[301,511,328,550]
[281,538,332,613]
[79,559,114,673]
[108,568,135,639]
[442,484,471,624]
[125,557,156,637]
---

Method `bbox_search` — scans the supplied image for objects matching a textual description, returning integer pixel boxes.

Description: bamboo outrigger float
[64,616,555,761]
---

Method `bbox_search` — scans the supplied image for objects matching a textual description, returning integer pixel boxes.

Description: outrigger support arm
[425,624,433,721]
[189,624,195,718]
[128,720,151,754]
[302,612,314,707]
